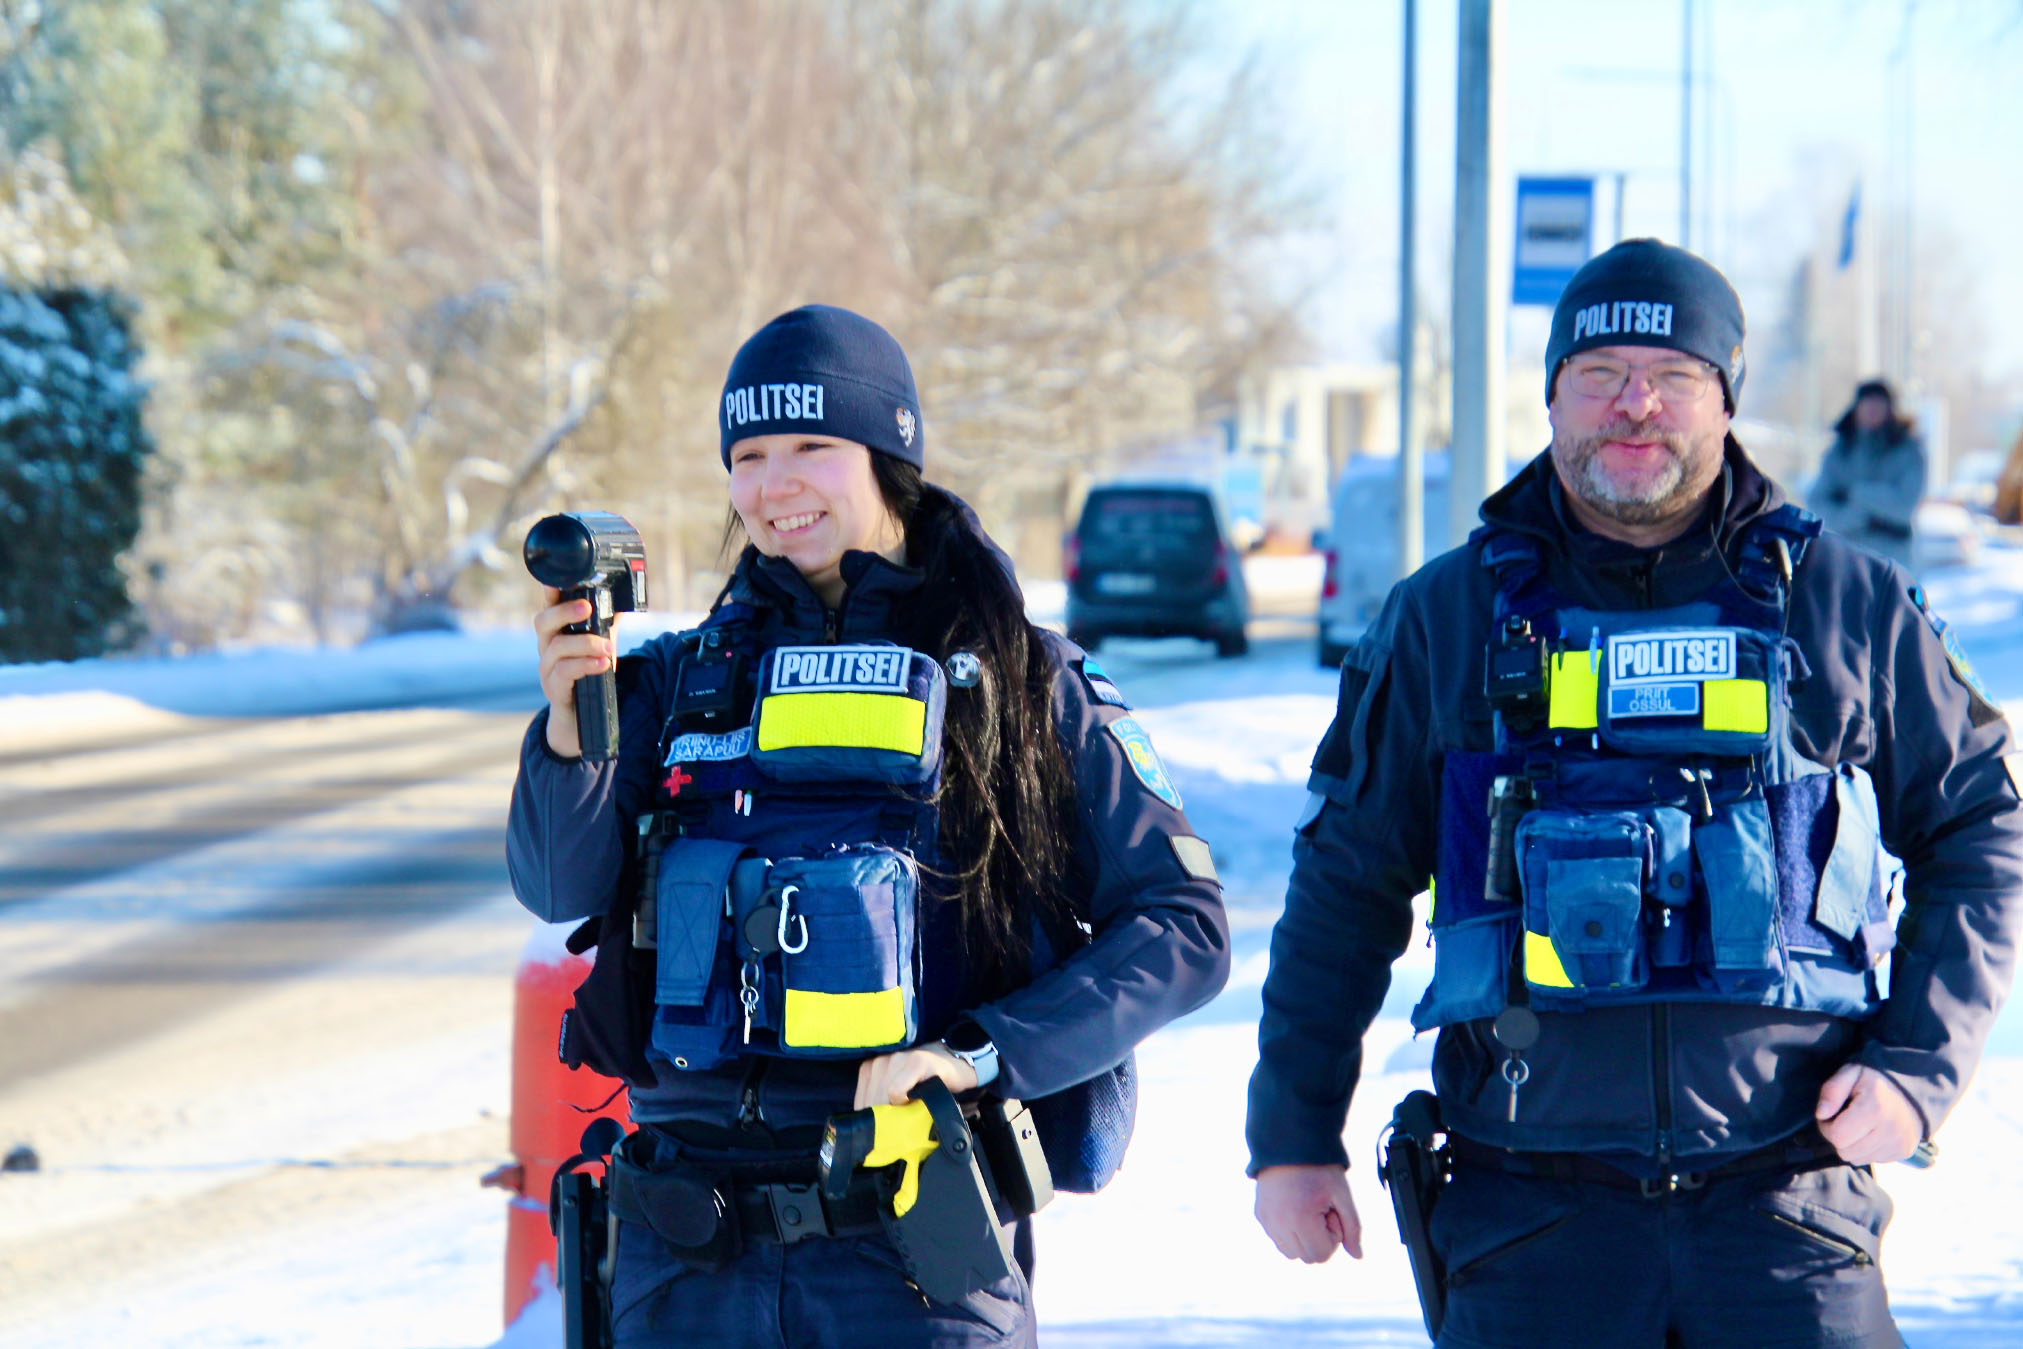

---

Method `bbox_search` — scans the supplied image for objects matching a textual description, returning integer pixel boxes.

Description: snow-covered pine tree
[0,285,152,661]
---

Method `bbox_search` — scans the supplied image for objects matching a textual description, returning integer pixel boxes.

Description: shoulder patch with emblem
[1078,655,1130,708]
[1910,585,2005,729]
[1107,715,1181,809]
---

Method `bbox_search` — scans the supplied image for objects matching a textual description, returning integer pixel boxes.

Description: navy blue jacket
[1247,443,2023,1172]
[509,538,1230,1137]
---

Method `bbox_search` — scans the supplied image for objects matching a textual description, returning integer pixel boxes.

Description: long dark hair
[717,458,1080,991]
[873,458,1080,992]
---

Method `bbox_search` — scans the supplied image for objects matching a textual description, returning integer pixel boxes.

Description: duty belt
[1447,1127,1844,1199]
[607,1146,885,1246]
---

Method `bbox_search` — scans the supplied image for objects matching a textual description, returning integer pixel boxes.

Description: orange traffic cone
[482,921,630,1329]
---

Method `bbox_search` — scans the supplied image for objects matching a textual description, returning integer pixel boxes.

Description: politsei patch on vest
[1107,715,1182,809]
[769,645,910,695]
[1606,629,1735,687]
[665,726,754,764]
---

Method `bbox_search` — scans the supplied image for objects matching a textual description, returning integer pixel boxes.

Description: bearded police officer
[1247,239,2023,1349]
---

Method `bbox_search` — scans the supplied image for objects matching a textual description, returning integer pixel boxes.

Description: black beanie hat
[719,304,923,470]
[1544,239,1746,411]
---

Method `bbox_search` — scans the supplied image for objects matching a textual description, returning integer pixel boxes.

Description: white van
[1316,453,1452,667]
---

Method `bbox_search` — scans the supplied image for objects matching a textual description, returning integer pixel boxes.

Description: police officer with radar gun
[1248,240,2023,1349]
[508,304,1230,1347]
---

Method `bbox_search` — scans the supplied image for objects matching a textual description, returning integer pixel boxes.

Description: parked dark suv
[1064,483,1250,657]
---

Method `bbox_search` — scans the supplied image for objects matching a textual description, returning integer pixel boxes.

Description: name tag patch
[1608,683,1701,719]
[769,645,909,695]
[1107,716,1182,809]
[1607,630,1735,687]
[665,726,754,764]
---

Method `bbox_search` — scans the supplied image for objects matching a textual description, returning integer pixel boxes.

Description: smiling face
[1547,344,1731,547]
[727,434,906,606]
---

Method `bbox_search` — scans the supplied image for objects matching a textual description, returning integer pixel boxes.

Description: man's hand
[853,1044,978,1110]
[1816,1063,1924,1165]
[1255,1164,1362,1263]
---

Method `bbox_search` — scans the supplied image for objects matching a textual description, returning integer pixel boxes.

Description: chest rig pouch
[645,635,947,1072]
[1414,509,1893,1032]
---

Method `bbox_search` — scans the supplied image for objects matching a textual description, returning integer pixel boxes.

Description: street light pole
[1398,0,1422,581]
[1450,0,1507,547]
[1679,0,1694,249]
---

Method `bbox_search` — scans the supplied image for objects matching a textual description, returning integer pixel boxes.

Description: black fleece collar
[1480,436,1789,610]
[732,547,927,643]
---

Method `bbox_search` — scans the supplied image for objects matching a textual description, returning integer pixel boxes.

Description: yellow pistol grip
[865,1100,939,1217]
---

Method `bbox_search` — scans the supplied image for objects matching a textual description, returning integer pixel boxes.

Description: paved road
[0,703,539,1094]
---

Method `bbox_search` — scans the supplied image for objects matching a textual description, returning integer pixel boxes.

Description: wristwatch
[939,1021,1000,1089]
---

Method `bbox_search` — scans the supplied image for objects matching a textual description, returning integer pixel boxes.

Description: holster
[549,1119,627,1349]
[1379,1089,1450,1342]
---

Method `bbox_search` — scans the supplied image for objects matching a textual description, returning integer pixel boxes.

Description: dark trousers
[608,1216,1036,1348]
[1431,1159,1903,1349]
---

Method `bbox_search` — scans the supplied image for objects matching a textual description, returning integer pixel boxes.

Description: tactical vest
[561,604,1135,1192]
[1412,506,1895,1034]
[643,610,946,1072]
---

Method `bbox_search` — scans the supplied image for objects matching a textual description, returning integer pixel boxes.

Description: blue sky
[1207,0,2023,383]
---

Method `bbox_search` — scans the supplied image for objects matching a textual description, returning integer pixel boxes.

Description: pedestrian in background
[1810,378,1927,568]
[1248,239,2023,1349]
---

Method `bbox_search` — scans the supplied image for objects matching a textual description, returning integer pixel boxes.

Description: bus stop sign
[1512,177,1595,307]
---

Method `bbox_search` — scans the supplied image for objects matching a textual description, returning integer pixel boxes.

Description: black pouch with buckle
[607,1141,744,1273]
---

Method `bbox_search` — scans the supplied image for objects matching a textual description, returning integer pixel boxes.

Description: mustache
[1587,418,1681,446]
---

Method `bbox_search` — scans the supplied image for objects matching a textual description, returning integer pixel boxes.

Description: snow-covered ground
[3,548,2022,1347]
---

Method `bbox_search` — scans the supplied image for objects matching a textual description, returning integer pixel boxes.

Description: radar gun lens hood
[524,511,649,762]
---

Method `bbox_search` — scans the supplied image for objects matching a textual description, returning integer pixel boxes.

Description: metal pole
[1450,0,1507,548]
[1398,0,1423,580]
[1679,0,1693,248]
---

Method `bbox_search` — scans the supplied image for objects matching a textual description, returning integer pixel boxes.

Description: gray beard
[1557,430,1698,526]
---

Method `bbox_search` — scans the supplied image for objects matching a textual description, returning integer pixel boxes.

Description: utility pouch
[1646,805,1695,968]
[608,1145,743,1273]
[561,912,659,1088]
[973,1097,1055,1223]
[751,645,947,786]
[646,838,746,1072]
[767,847,920,1054]
[1517,810,1651,993]
[1693,797,1782,991]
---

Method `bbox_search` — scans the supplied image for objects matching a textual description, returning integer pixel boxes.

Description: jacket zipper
[1653,1004,1672,1166]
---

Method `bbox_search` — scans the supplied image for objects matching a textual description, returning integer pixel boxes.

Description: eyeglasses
[1563,356,1718,403]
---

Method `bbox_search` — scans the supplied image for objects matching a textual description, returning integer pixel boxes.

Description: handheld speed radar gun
[524,511,648,762]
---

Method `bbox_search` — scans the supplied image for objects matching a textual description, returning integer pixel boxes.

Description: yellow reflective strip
[865,1101,937,1217]
[782,986,908,1049]
[1702,678,1769,734]
[1548,651,1599,729]
[757,692,926,754]
[1524,930,1575,988]
[1427,876,1436,923]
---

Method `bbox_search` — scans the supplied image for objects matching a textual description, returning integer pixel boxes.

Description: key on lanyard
[739,961,760,1043]
[1493,1005,1541,1125]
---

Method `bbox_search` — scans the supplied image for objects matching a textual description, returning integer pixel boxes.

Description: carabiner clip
[776,884,809,954]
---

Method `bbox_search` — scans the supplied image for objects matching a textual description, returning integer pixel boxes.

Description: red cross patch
[662,765,694,797]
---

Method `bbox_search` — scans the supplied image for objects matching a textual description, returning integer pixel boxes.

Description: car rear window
[1082,492,1216,542]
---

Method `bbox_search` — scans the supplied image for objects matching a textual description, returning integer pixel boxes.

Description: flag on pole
[1837,183,1860,270]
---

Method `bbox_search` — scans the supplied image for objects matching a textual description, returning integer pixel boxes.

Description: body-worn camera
[1485,614,1550,734]
[525,511,648,761]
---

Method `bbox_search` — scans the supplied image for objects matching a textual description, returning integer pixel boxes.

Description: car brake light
[1322,549,1339,599]
[1211,540,1229,589]
[1064,535,1081,583]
